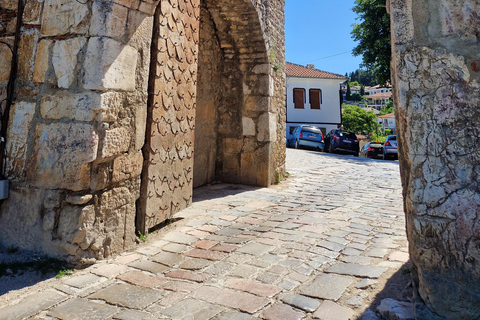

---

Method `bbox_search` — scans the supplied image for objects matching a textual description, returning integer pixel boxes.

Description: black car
[324,129,359,156]
[359,142,384,159]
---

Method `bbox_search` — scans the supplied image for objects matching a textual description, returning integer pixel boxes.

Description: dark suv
[324,129,359,156]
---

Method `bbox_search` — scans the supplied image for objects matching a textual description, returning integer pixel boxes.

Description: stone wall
[0,0,286,263]
[389,0,480,318]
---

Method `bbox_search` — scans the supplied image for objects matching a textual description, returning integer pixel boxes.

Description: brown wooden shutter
[310,89,321,109]
[294,89,305,109]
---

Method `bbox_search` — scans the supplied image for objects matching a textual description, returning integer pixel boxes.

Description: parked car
[324,129,359,156]
[287,125,324,151]
[383,135,398,160]
[359,142,384,159]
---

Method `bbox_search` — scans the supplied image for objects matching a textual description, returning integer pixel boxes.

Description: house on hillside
[365,85,391,96]
[378,112,396,134]
[367,91,392,109]
[340,84,361,102]
[286,62,347,139]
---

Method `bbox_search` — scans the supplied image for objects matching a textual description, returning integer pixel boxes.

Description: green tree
[351,93,361,101]
[360,85,365,96]
[351,0,391,85]
[379,100,394,115]
[346,82,352,101]
[342,105,380,135]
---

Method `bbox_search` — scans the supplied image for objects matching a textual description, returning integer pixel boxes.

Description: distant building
[367,91,392,109]
[377,112,396,134]
[365,84,392,96]
[286,62,347,139]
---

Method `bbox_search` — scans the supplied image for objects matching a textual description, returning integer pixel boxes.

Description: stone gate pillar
[389,0,480,318]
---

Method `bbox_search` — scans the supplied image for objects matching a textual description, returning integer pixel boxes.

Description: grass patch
[0,257,71,278]
[56,269,74,278]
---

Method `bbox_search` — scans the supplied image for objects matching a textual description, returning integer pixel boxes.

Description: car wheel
[329,144,334,153]
[354,152,359,157]
[294,140,299,149]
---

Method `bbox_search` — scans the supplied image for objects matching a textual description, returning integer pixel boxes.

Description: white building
[366,85,392,96]
[378,112,396,134]
[286,62,347,140]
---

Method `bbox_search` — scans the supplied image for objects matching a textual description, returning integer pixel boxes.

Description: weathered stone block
[57,205,95,245]
[28,123,99,191]
[242,117,256,136]
[33,39,52,83]
[83,37,138,91]
[17,29,39,81]
[257,112,277,142]
[41,0,89,36]
[40,91,102,122]
[90,0,128,39]
[5,101,36,179]
[99,127,132,158]
[52,37,86,88]
[23,0,44,25]
[0,0,17,10]
[112,151,143,183]
[135,104,147,150]
[0,39,13,82]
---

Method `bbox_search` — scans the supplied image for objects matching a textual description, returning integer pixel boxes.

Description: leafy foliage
[346,82,352,100]
[342,105,380,135]
[349,68,378,86]
[379,100,394,115]
[351,0,391,85]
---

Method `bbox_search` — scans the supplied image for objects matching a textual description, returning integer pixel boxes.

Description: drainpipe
[0,0,25,199]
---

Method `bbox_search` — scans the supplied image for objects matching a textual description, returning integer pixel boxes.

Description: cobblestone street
[0,149,409,320]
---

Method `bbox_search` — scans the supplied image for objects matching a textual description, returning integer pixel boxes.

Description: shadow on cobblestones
[359,262,414,319]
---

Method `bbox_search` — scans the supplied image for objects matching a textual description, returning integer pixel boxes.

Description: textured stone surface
[0,0,286,265]
[376,299,415,320]
[191,286,270,314]
[326,263,388,279]
[0,290,66,320]
[28,123,99,191]
[313,300,354,320]
[5,101,35,178]
[49,298,118,320]
[40,92,101,122]
[298,274,353,301]
[52,37,86,88]
[41,0,89,36]
[262,303,304,320]
[83,37,137,91]
[88,283,163,309]
[279,293,320,312]
[162,298,224,319]
[390,0,480,317]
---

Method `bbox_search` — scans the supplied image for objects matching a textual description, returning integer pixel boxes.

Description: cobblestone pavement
[0,149,410,320]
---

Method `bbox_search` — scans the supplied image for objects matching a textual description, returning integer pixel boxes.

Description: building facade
[285,62,346,139]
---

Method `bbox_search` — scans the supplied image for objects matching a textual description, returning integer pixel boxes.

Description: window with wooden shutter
[293,88,305,109]
[309,89,322,109]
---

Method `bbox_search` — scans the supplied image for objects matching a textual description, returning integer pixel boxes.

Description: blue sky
[285,0,364,76]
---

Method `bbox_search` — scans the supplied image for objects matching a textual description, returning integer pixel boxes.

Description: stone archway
[137,0,275,233]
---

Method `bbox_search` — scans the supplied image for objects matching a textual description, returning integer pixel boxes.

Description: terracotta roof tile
[286,62,347,80]
[368,91,392,99]
[378,112,395,118]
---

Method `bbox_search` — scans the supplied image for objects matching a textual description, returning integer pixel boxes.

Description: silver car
[383,135,398,160]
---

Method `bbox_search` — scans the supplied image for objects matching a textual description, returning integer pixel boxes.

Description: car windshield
[302,127,321,134]
[338,131,357,139]
[389,136,397,141]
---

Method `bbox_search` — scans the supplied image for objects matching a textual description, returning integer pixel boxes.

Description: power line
[303,51,352,63]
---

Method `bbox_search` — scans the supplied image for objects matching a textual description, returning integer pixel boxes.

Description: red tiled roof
[378,112,395,118]
[286,62,347,80]
[368,91,392,99]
